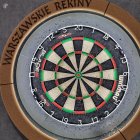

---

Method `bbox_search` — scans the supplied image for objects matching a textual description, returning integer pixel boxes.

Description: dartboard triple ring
[30,25,129,125]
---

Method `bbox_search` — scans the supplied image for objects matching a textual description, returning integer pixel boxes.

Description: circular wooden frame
[0,0,139,139]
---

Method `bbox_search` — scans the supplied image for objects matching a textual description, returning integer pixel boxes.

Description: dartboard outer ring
[0,0,139,140]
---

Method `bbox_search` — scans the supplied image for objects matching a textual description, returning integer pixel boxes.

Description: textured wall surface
[0,0,140,140]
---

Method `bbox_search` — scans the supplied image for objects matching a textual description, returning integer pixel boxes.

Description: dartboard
[0,0,140,140]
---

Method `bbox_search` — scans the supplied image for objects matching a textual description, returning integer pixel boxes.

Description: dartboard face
[0,1,140,140]
[30,25,129,125]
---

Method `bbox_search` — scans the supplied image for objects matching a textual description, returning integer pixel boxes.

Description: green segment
[83,95,90,99]
[45,92,54,102]
[105,92,113,102]
[93,58,99,65]
[62,38,72,44]
[114,69,118,80]
[95,85,100,91]
[85,108,96,113]
[54,72,57,79]
[100,71,103,78]
[69,95,75,99]
[84,37,95,43]
[62,108,74,114]
[58,59,63,65]
[68,52,74,56]
[104,48,113,58]
[82,52,88,56]
[58,86,63,92]
[44,49,53,60]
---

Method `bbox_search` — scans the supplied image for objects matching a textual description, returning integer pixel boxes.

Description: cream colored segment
[48,87,61,100]
[79,54,88,71]
[48,51,61,64]
[69,54,78,71]
[83,97,96,111]
[79,40,94,71]
[96,50,110,64]
[96,86,110,100]
[57,72,74,79]
[59,60,75,73]
[42,70,55,81]
[62,40,74,54]
[82,77,98,91]
[63,98,75,111]
[103,69,115,80]
[82,60,97,73]
[82,40,94,53]
[83,71,100,78]
[79,80,89,97]
[62,40,78,70]
[60,78,75,91]
[69,80,78,97]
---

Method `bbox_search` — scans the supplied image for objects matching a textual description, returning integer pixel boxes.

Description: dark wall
[0,0,140,140]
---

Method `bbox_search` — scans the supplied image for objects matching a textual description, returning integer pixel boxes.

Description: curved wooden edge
[0,0,109,85]
[120,107,140,140]
[0,84,54,140]
[105,3,140,49]
[105,3,140,139]
[106,131,125,140]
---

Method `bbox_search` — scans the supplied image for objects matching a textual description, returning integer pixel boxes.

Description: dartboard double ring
[0,0,140,140]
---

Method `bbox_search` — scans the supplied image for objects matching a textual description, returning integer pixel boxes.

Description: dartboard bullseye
[0,0,140,140]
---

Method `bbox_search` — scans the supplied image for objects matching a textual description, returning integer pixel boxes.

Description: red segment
[74,111,85,115]
[63,92,69,97]
[99,79,103,85]
[95,41,105,49]
[55,80,59,86]
[41,59,46,70]
[98,64,103,71]
[52,42,61,50]
[88,54,94,59]
[112,80,117,92]
[62,54,68,60]
[97,101,106,109]
[75,51,82,55]
[73,37,83,41]
[53,102,62,110]
[40,95,50,107]
[90,92,95,97]
[55,65,59,72]
[41,82,47,93]
[111,58,117,68]
[76,97,83,100]
[35,72,39,78]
